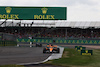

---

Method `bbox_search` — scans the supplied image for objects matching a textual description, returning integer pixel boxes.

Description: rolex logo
[41,8,48,14]
[80,47,82,50]
[5,7,12,14]
[86,50,88,53]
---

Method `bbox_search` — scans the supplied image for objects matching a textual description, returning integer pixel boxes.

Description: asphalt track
[0,44,98,67]
[0,46,51,65]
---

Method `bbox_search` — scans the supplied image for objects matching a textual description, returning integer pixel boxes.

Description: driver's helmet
[51,44,53,46]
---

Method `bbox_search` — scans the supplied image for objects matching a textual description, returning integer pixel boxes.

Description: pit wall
[17,38,100,45]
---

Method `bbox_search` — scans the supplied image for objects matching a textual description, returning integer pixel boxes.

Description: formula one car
[43,44,60,53]
[36,43,42,47]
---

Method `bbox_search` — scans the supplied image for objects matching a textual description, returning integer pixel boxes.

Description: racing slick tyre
[43,48,46,53]
[57,48,60,53]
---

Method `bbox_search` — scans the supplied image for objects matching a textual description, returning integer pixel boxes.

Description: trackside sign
[81,50,93,55]
[0,7,67,20]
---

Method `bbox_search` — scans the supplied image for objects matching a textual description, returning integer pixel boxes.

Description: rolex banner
[0,7,67,20]
[75,46,86,51]
[81,50,93,55]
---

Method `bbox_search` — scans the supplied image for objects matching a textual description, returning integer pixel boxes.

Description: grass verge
[46,48,100,67]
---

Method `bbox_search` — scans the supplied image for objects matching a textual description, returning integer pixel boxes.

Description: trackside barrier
[0,40,17,46]
[17,38,100,45]
[17,42,33,47]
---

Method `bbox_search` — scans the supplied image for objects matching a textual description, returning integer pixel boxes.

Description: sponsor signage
[17,39,100,44]
[0,7,67,20]
[81,50,93,55]
[75,46,86,51]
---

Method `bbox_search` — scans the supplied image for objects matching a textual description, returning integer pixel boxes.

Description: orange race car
[43,44,60,53]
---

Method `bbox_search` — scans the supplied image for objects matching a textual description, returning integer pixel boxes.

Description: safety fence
[0,41,17,46]
[17,38,100,45]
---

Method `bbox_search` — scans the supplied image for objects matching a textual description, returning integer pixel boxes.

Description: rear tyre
[43,48,46,53]
[57,48,60,53]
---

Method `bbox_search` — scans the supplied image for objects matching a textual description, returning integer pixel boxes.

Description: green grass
[46,48,100,67]
[0,65,24,67]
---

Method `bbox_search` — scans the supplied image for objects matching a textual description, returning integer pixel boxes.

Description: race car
[43,44,60,53]
[36,43,42,47]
